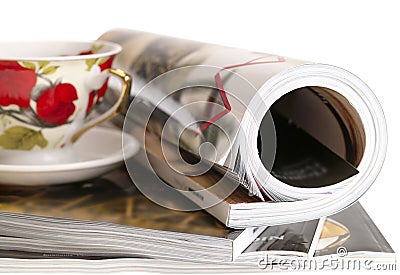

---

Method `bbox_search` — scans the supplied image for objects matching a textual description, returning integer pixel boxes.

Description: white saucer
[0,127,139,186]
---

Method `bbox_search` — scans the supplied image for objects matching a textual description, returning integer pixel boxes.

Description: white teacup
[0,41,131,165]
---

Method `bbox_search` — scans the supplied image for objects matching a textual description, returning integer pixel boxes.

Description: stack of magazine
[0,156,395,271]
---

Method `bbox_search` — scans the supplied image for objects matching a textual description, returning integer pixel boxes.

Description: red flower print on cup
[97,56,114,100]
[0,61,37,108]
[81,52,114,114]
[86,57,114,113]
[36,83,78,125]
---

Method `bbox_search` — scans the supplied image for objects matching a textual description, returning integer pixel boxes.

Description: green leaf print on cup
[0,126,48,150]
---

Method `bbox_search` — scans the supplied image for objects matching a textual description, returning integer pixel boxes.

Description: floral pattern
[36,83,78,125]
[80,46,114,114]
[0,61,78,125]
[0,61,37,108]
[0,60,78,150]
[0,44,113,151]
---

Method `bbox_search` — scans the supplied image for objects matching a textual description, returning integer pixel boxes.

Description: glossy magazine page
[315,203,394,257]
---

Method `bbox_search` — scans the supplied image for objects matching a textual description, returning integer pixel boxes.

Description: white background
[1,0,399,273]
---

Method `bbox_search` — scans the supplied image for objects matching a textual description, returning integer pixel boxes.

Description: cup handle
[70,68,132,143]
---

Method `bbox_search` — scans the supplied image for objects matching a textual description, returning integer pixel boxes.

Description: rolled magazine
[99,29,387,227]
